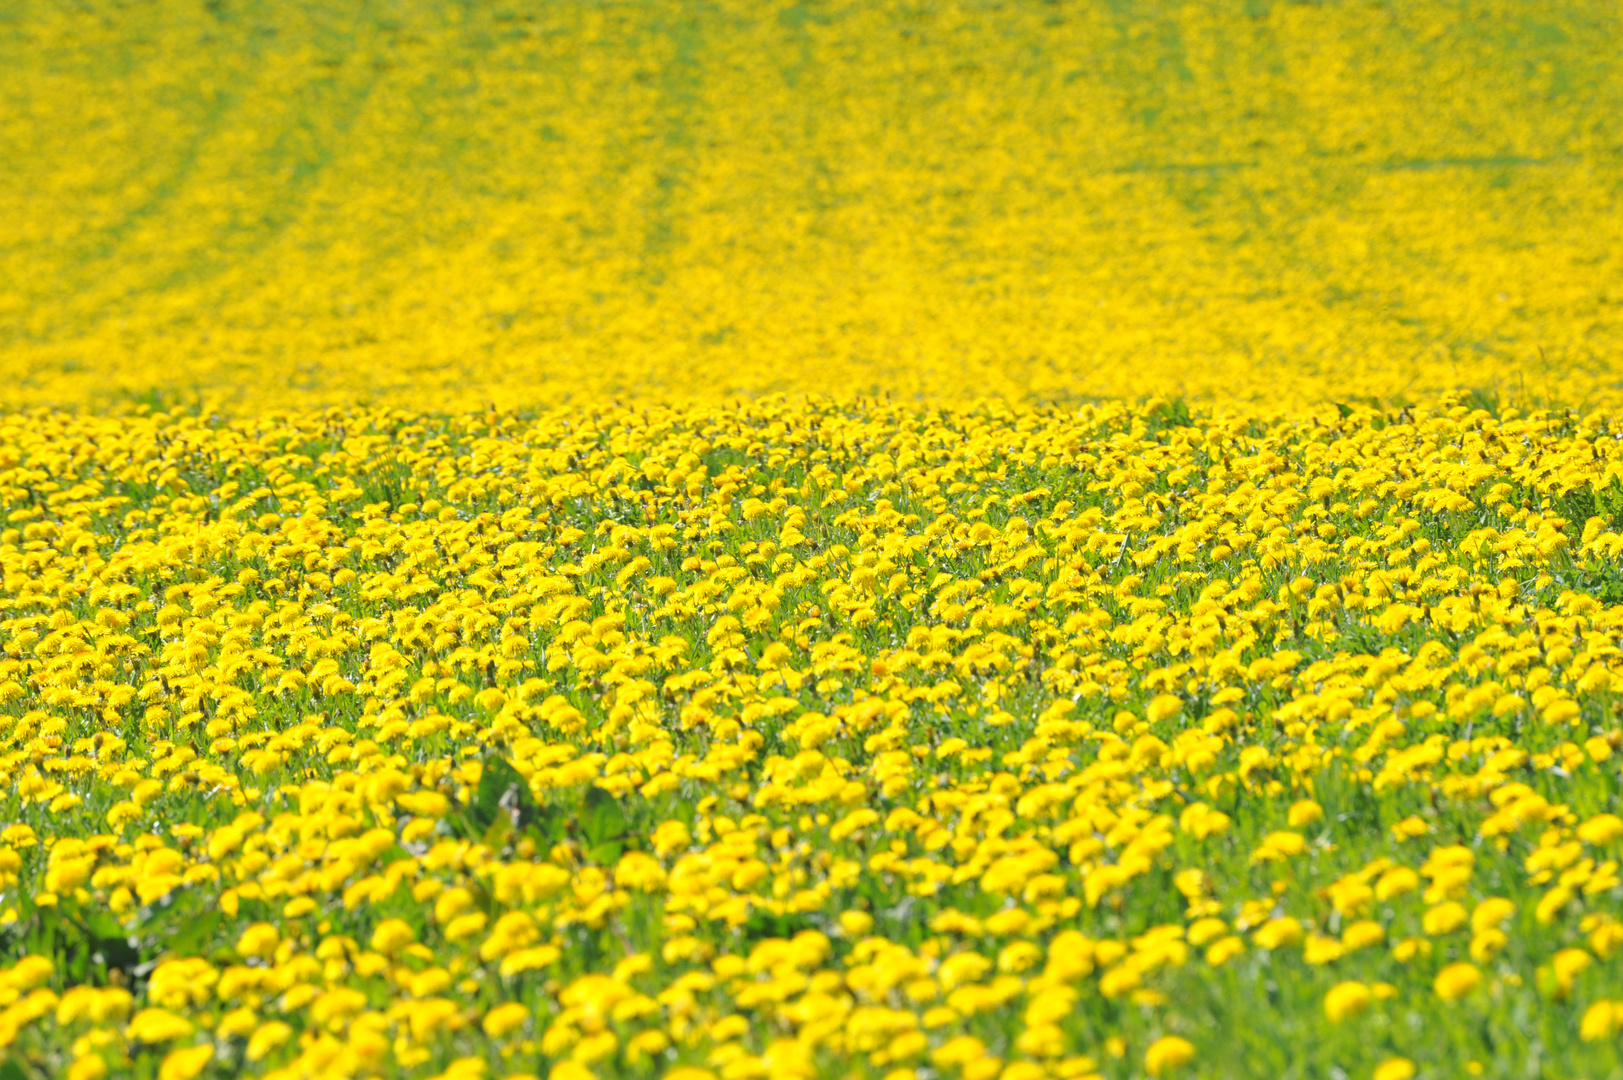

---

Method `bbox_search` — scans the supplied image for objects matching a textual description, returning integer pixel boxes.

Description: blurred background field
[1,0,1621,412]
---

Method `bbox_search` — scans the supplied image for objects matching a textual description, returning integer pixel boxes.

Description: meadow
[2,2,1623,1079]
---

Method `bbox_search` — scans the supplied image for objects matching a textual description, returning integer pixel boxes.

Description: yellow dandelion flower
[1373,1058,1417,1080]
[1323,982,1372,1022]
[126,1009,194,1044]
[1144,1035,1196,1076]
[1434,962,1482,1002]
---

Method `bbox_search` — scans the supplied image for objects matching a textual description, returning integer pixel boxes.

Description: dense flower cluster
[6,1,1623,1077]
[2,0,1622,413]
[0,396,1620,1079]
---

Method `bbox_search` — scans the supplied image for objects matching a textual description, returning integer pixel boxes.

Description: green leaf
[480,816,514,852]
[587,840,624,864]
[456,756,537,841]
[166,909,224,956]
[580,785,629,847]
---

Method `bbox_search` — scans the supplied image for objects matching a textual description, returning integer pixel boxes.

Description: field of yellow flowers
[4,398,1623,1080]
[6,2,1623,1080]
[4,0,1623,414]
